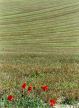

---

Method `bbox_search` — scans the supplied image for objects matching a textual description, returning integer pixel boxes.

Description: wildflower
[50,102,54,107]
[41,85,48,91]
[49,99,56,107]
[7,94,13,101]
[21,82,26,89]
[27,86,32,91]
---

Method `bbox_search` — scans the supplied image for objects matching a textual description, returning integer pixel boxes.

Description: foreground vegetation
[0,53,79,107]
[0,81,56,107]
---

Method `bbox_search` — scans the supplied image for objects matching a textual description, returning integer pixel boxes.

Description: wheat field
[0,0,79,107]
[0,0,79,54]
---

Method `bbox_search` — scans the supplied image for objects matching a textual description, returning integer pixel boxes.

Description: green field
[0,0,79,107]
[0,0,79,54]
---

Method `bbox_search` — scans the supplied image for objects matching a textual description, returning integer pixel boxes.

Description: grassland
[0,53,79,104]
[0,0,79,107]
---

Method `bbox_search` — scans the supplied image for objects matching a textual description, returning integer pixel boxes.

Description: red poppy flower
[7,94,13,101]
[21,82,26,89]
[50,102,54,107]
[49,99,56,107]
[41,85,48,91]
[27,86,32,91]
[49,99,56,104]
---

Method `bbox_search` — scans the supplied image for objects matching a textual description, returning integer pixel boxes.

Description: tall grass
[0,53,79,105]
